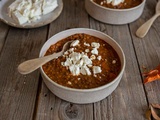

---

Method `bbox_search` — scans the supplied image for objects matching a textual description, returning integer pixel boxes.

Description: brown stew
[42,33,121,89]
[93,0,143,9]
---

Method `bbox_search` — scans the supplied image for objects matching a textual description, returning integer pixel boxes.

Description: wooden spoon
[136,1,160,38]
[18,41,72,75]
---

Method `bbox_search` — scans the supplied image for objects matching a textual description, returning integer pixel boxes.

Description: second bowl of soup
[85,0,146,24]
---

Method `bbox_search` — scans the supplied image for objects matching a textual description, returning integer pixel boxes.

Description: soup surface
[43,33,121,89]
[93,0,143,9]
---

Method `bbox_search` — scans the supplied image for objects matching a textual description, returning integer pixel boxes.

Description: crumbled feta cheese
[61,41,102,76]
[84,42,90,46]
[30,2,42,18]
[11,11,29,25]
[42,0,58,15]
[62,51,92,76]
[81,55,92,65]
[80,66,91,75]
[61,62,64,66]
[91,42,100,48]
[68,48,74,52]
[64,51,69,55]
[69,52,81,62]
[106,0,112,4]
[112,60,116,64]
[91,48,98,55]
[94,74,97,77]
[70,40,79,47]
[106,0,124,6]
[90,55,96,60]
[69,65,80,76]
[8,0,20,17]
[67,81,72,85]
[76,59,84,67]
[100,1,104,5]
[97,56,102,60]
[63,58,72,66]
[8,0,58,25]
[88,64,93,67]
[85,49,90,53]
[93,66,102,74]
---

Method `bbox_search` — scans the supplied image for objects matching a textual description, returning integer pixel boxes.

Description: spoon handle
[18,52,62,75]
[136,13,160,38]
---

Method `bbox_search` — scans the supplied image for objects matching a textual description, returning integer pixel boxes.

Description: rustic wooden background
[0,0,160,120]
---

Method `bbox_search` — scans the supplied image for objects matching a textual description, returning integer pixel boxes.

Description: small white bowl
[85,0,146,25]
[39,28,125,104]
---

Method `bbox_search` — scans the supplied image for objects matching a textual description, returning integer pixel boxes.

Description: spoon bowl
[18,41,72,74]
[136,1,160,38]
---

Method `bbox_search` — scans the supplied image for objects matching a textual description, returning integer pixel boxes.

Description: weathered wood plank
[90,19,148,119]
[0,26,48,120]
[48,0,89,37]
[35,0,93,120]
[129,0,160,103]
[0,21,9,53]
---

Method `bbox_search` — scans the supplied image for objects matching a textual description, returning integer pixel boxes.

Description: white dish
[39,28,126,104]
[0,0,63,28]
[85,0,146,25]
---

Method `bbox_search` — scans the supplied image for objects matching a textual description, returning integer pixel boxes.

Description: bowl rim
[89,0,146,12]
[39,28,126,92]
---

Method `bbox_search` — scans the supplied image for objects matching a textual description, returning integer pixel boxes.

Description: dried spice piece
[145,109,152,120]
[146,104,160,120]
[143,64,160,84]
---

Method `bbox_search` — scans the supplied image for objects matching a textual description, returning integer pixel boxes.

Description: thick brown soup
[42,33,121,89]
[93,0,143,9]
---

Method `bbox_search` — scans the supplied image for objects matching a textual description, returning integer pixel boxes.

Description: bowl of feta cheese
[39,28,125,104]
[0,0,63,28]
[85,0,146,24]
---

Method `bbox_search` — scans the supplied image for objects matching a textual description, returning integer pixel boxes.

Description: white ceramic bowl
[85,0,146,25]
[39,28,125,104]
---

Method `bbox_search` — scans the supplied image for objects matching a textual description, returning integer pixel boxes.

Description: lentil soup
[42,33,121,89]
[93,0,143,9]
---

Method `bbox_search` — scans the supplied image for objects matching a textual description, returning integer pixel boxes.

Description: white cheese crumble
[97,56,102,61]
[112,60,116,64]
[93,66,102,74]
[68,48,74,52]
[106,0,124,6]
[8,0,58,25]
[67,81,72,85]
[90,55,96,60]
[69,65,80,76]
[85,49,90,53]
[81,55,92,65]
[43,0,58,15]
[69,52,81,62]
[91,48,98,55]
[70,40,79,47]
[88,64,93,67]
[61,40,103,76]
[64,51,69,55]
[91,42,100,48]
[80,66,91,75]
[84,42,90,46]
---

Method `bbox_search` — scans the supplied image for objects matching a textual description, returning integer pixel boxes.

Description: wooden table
[0,0,160,120]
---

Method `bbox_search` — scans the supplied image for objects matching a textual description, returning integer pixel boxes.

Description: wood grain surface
[0,21,9,52]
[0,0,160,120]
